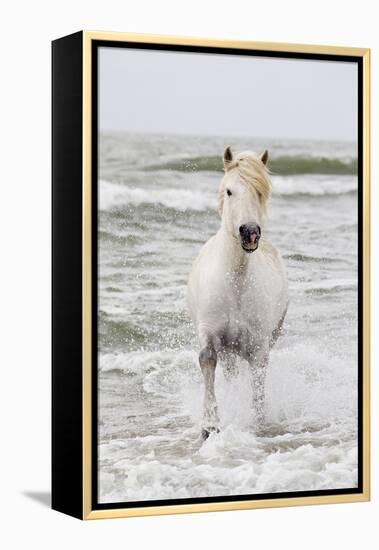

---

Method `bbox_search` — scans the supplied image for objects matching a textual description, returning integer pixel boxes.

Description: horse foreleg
[248,345,269,432]
[222,353,238,382]
[199,343,219,439]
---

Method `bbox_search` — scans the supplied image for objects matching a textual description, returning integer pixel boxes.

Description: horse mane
[218,151,272,216]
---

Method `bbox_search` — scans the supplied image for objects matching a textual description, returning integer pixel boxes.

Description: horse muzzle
[239,223,261,253]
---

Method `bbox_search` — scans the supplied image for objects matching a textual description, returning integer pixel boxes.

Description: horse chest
[222,279,264,347]
[227,273,260,314]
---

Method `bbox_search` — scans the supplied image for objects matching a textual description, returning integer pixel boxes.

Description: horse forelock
[218,151,272,216]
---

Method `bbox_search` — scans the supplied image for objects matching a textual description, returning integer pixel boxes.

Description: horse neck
[217,225,251,274]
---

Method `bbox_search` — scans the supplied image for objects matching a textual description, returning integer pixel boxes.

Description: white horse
[187,147,288,439]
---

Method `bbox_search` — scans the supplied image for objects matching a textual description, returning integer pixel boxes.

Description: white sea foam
[101,342,356,422]
[99,180,216,212]
[272,175,357,196]
[99,428,357,503]
[99,175,357,213]
[98,341,357,502]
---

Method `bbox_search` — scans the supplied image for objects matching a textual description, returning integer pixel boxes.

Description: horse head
[219,146,271,253]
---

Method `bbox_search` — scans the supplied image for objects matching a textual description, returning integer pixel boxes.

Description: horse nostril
[239,224,260,237]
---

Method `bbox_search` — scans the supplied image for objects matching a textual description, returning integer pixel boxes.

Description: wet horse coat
[187,147,288,438]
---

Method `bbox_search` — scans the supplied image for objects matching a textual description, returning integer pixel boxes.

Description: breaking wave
[99,176,357,212]
[145,155,357,175]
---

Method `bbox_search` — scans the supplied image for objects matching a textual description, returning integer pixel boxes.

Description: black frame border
[52,31,84,519]
[91,40,364,511]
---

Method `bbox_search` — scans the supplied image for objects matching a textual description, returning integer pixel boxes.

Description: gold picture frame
[52,31,370,520]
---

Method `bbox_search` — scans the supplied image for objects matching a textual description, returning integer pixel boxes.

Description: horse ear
[260,149,269,166]
[223,146,233,169]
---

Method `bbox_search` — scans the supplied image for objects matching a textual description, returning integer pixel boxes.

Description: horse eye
[226,189,232,196]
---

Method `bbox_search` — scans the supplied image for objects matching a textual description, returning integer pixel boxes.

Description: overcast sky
[99,47,357,141]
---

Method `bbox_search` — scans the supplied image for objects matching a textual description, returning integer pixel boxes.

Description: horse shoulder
[189,235,219,283]
[247,239,288,321]
[188,234,229,330]
[258,239,286,275]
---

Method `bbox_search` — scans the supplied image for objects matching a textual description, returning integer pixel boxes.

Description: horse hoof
[201,427,220,440]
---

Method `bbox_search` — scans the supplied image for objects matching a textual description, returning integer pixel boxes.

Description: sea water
[98,133,358,503]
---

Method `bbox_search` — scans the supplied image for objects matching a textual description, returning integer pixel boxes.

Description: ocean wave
[283,253,345,264]
[99,180,215,212]
[272,175,357,196]
[99,311,147,350]
[145,155,357,175]
[99,350,178,375]
[99,309,194,351]
[299,278,357,296]
[98,230,142,245]
[100,176,357,212]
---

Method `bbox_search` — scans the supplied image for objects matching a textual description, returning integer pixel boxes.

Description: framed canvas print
[52,31,370,520]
